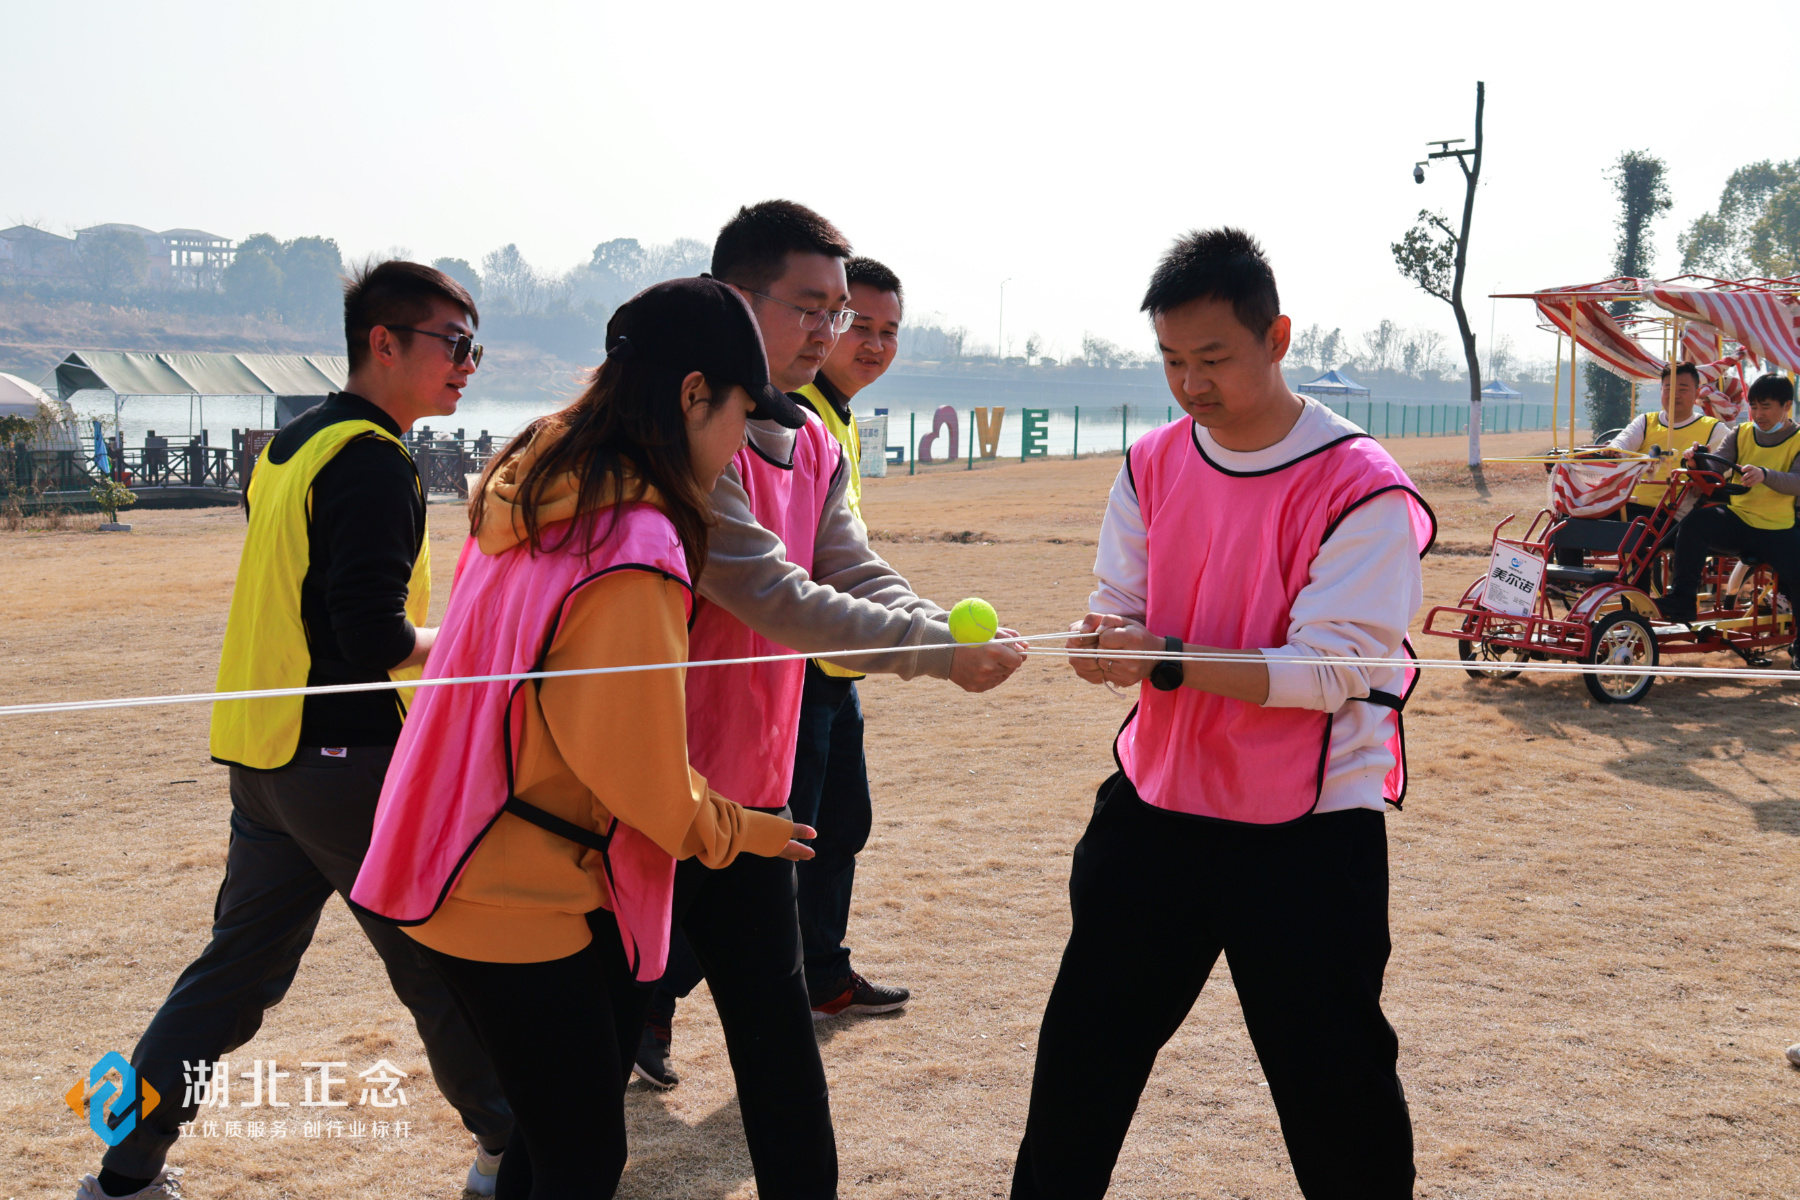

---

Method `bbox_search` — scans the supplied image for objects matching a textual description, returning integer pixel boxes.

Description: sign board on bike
[1480,544,1545,617]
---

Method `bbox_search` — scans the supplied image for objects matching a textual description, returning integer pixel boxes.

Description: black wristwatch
[1149,635,1185,691]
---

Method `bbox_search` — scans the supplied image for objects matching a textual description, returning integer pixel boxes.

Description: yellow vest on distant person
[1729,422,1800,531]
[209,420,431,770]
[798,382,866,680]
[1629,411,1720,509]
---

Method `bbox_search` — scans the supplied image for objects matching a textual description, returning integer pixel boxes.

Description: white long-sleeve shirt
[1090,398,1425,814]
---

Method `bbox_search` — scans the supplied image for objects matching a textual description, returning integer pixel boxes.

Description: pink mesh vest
[1115,419,1435,824]
[351,503,692,980]
[685,417,840,811]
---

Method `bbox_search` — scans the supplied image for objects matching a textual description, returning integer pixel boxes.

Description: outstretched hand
[780,823,818,861]
[949,629,1026,693]
[1067,613,1162,687]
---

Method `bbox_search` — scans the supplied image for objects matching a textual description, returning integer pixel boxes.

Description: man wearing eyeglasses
[77,261,513,1200]
[631,201,1021,1199]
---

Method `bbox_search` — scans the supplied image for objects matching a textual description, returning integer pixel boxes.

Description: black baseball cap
[603,277,807,429]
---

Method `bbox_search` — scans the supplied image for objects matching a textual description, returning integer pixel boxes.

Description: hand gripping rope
[0,633,1793,719]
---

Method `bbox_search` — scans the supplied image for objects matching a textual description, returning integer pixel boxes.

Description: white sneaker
[464,1142,503,1197]
[1786,1043,1800,1067]
[74,1167,184,1199]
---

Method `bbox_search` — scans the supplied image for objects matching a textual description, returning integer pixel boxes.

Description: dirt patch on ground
[3,432,1798,1199]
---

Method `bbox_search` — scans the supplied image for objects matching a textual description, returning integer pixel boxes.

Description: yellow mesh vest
[798,383,867,680]
[1729,422,1800,531]
[210,420,431,769]
[1628,412,1719,509]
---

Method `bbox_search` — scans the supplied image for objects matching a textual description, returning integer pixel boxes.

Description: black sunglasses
[388,326,483,368]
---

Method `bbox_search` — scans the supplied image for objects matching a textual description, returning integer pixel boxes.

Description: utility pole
[1397,81,1486,467]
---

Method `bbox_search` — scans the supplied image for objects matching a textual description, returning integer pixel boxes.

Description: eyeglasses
[749,292,858,334]
[387,326,484,368]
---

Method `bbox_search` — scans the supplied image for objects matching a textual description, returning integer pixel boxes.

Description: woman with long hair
[352,278,817,1198]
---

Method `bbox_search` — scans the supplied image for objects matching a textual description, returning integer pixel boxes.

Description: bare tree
[1393,81,1486,466]
[1289,323,1323,373]
[1319,327,1344,370]
[481,244,540,314]
[1358,319,1401,372]
[1487,333,1514,379]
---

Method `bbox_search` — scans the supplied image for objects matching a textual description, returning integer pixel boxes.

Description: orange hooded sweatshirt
[404,437,795,963]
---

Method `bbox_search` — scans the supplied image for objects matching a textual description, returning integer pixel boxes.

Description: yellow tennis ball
[949,597,999,643]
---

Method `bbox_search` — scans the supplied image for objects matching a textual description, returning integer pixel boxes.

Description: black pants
[102,747,511,1178]
[789,662,874,994]
[658,666,874,1002]
[654,814,836,1198]
[418,910,647,1199]
[1670,503,1800,612]
[1012,774,1414,1200]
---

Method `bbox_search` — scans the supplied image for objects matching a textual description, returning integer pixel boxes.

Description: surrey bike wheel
[1458,616,1528,680]
[1584,610,1658,704]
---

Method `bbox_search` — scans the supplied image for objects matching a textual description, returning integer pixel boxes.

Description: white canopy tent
[0,372,80,450]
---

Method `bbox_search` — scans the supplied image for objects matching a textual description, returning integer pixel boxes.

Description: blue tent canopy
[1297,369,1370,397]
[1480,379,1523,399]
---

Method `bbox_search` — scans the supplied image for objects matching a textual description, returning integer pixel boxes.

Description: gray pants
[101,746,512,1177]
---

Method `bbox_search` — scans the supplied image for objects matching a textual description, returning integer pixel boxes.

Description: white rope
[0,632,1072,718]
[1029,645,1799,684]
[0,631,1790,720]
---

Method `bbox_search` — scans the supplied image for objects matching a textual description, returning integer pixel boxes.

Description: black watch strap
[1150,635,1185,691]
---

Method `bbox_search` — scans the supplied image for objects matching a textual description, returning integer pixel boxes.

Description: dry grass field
[3,429,1799,1198]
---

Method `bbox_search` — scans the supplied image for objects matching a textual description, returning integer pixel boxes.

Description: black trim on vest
[746,414,806,471]
[348,561,694,959]
[1189,425,1373,478]
[1743,421,1800,452]
[1319,483,1439,558]
[746,438,795,471]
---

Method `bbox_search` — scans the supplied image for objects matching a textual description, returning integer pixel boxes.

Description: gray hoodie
[698,419,957,680]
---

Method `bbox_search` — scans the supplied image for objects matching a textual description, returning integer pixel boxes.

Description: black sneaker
[632,1014,679,1089]
[1655,594,1697,623]
[810,971,910,1021]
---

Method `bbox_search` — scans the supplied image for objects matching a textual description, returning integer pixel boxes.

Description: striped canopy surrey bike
[1422,274,1800,704]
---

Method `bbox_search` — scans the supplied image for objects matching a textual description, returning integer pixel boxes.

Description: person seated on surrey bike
[1553,363,1729,575]
[1602,361,1729,524]
[1657,374,1800,648]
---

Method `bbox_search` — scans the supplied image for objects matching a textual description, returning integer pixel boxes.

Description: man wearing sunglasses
[631,201,1022,1198]
[77,261,513,1200]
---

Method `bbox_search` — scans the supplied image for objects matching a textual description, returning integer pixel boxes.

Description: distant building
[0,224,234,289]
[76,223,235,289]
[0,225,79,280]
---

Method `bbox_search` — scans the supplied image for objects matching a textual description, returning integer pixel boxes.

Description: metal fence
[879,399,1562,469]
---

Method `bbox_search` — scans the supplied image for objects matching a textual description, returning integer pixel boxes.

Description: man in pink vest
[1011,229,1434,1200]
[636,201,1024,1198]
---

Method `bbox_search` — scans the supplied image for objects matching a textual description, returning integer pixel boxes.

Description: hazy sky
[10,0,1798,369]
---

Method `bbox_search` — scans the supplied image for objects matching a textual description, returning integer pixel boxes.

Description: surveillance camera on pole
[1391,87,1486,468]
